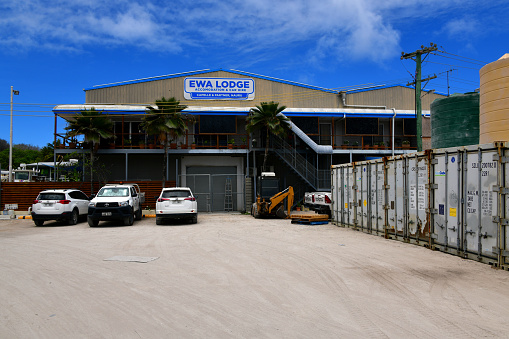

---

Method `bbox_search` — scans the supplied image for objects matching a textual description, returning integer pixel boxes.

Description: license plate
[102,212,112,216]
[44,203,51,207]
[172,200,182,204]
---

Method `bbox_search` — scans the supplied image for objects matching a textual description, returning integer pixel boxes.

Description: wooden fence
[0,181,176,212]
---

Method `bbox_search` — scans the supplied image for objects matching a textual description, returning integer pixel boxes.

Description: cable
[434,50,487,64]
[430,52,486,66]
[422,60,480,70]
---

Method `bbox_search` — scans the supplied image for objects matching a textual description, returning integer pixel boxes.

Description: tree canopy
[246,101,290,171]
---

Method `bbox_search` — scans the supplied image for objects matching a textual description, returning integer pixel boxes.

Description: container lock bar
[492,247,509,256]
[492,154,509,163]
[492,216,509,225]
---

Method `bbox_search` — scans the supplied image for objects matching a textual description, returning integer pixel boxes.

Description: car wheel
[135,206,142,220]
[191,215,198,224]
[155,217,162,225]
[34,219,44,226]
[88,217,99,227]
[124,212,134,226]
[69,209,79,225]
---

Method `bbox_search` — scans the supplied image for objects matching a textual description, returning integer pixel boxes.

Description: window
[403,119,416,135]
[38,193,65,200]
[97,188,129,197]
[199,115,236,134]
[346,118,378,135]
[291,117,318,134]
[162,190,192,198]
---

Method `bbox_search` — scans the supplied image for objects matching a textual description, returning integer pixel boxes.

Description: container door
[386,158,397,236]
[359,163,370,231]
[432,150,463,252]
[370,160,385,234]
[395,157,406,238]
[406,154,430,242]
[463,147,499,261]
[504,145,509,267]
[331,166,340,223]
[345,165,356,227]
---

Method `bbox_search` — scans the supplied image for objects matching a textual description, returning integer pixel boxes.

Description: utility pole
[445,69,456,96]
[401,43,438,152]
[9,86,20,182]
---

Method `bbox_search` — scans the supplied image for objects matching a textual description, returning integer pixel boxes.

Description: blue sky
[1,0,508,147]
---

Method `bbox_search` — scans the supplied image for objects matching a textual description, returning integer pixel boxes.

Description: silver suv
[31,189,90,226]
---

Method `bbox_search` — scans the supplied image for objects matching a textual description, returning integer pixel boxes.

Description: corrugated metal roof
[83,68,338,94]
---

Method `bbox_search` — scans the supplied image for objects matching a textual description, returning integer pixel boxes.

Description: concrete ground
[1,214,509,338]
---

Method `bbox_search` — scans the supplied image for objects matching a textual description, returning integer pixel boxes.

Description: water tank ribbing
[479,54,509,143]
[431,92,479,149]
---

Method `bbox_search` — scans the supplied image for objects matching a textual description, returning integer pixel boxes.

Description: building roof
[84,68,338,94]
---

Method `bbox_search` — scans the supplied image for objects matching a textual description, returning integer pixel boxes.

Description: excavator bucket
[275,205,288,219]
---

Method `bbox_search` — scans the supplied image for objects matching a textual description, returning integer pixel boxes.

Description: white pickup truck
[304,191,332,217]
[87,183,145,227]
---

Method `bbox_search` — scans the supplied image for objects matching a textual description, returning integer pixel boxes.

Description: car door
[72,191,90,215]
[131,187,139,211]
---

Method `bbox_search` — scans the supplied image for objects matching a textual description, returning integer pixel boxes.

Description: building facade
[53,69,445,212]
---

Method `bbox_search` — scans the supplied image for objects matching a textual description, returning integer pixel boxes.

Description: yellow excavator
[251,172,294,219]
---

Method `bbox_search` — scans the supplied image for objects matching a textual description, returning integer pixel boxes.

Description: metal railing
[272,137,318,189]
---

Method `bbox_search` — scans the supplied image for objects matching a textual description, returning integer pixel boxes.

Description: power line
[423,60,480,70]
[434,50,487,64]
[430,52,486,66]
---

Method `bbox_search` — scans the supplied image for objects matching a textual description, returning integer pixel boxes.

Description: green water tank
[431,92,479,149]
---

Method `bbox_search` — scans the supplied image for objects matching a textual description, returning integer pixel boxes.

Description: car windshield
[97,187,129,197]
[15,172,30,180]
[162,190,191,198]
[38,193,65,200]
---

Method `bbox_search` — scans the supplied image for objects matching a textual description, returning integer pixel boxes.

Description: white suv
[155,187,198,225]
[31,189,90,226]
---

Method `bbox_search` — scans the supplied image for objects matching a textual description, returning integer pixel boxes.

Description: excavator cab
[252,172,294,219]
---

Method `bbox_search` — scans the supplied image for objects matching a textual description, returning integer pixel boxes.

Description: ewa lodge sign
[184,78,255,100]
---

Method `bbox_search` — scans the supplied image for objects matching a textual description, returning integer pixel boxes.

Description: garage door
[183,166,239,212]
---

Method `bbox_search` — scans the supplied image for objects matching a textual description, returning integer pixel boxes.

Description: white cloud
[442,17,480,38]
[0,0,504,65]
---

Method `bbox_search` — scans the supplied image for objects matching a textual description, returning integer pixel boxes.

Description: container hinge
[428,208,438,214]
[492,186,509,195]
[492,155,509,163]
[352,185,358,190]
[431,233,438,239]
[384,184,390,189]
[426,184,438,190]
[492,247,509,256]
[431,159,438,165]
[492,216,509,225]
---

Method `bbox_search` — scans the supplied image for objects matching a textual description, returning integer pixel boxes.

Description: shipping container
[332,142,509,268]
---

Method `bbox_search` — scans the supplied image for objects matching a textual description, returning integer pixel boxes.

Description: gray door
[184,166,237,212]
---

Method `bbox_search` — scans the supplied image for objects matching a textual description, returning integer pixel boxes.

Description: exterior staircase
[272,136,331,191]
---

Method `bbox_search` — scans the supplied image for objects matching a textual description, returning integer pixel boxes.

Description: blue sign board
[184,77,255,100]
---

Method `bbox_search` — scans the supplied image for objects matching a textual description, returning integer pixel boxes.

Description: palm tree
[246,101,290,171]
[64,108,114,193]
[141,97,193,187]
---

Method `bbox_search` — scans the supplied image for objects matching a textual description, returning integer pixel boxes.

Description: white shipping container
[332,141,509,268]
